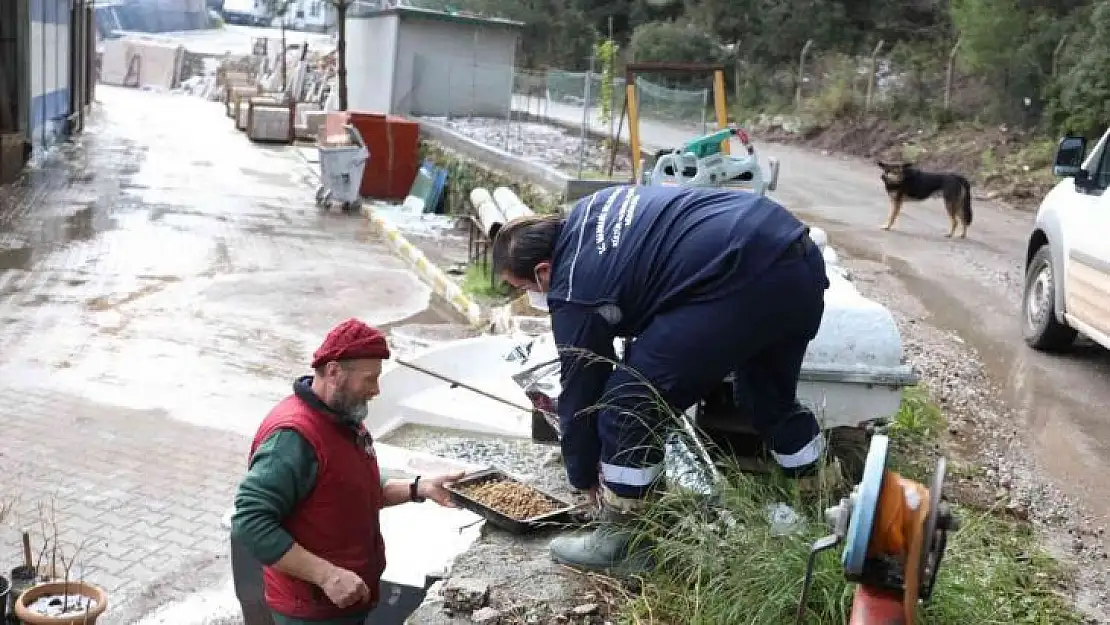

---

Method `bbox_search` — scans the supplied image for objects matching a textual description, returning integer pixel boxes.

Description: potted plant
[1,498,12,615]
[11,501,108,625]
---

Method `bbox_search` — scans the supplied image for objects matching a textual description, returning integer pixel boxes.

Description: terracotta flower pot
[13,580,108,625]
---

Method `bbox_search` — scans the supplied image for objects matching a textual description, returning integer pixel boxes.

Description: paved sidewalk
[0,86,456,621]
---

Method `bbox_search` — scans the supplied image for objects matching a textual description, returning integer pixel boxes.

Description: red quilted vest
[249,395,386,619]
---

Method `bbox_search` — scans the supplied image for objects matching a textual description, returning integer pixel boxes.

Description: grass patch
[618,387,1082,625]
[417,140,562,215]
[460,262,512,302]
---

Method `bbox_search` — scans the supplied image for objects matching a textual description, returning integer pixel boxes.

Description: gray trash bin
[316,125,370,213]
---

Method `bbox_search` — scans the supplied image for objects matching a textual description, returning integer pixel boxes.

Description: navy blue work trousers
[596,236,830,498]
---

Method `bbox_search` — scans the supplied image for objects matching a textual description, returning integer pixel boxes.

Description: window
[1095,139,1110,190]
[310,1,321,16]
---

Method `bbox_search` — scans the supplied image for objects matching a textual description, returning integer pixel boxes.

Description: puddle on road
[883,253,1110,522]
[799,215,1110,525]
[0,78,497,625]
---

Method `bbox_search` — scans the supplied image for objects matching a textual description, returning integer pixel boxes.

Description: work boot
[549,488,655,579]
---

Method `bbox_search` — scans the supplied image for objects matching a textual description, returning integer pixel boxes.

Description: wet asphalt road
[0,85,454,436]
[0,85,458,620]
[530,98,1110,526]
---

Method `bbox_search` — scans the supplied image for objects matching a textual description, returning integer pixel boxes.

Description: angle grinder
[795,434,959,625]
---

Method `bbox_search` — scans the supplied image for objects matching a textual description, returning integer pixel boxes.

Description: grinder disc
[903,456,948,622]
[917,456,948,600]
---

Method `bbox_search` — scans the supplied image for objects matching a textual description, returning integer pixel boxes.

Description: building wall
[347,14,399,115]
[392,18,518,118]
[105,0,210,33]
[286,0,334,31]
[30,0,72,152]
[0,0,22,133]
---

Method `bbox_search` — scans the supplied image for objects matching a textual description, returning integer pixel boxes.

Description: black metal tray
[445,468,577,534]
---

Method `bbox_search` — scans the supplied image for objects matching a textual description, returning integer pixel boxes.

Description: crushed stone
[424,116,632,179]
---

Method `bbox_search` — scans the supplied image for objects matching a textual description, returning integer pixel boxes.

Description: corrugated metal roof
[352,5,524,30]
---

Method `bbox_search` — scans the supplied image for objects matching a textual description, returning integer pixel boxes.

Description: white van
[1021,127,1110,351]
[221,0,267,25]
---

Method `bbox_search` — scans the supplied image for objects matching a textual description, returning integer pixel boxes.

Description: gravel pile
[427,116,633,178]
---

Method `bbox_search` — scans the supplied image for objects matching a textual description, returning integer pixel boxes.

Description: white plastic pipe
[492,186,534,222]
[470,187,507,239]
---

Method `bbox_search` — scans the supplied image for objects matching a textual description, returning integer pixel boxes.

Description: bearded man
[231,318,463,624]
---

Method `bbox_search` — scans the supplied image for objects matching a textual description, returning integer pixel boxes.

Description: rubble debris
[471,606,501,624]
[171,36,339,127]
[571,603,599,616]
[442,577,491,613]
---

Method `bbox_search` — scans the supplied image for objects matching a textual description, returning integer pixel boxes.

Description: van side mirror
[1053,135,1087,177]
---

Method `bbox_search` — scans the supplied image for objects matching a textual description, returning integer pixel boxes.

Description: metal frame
[618,62,730,181]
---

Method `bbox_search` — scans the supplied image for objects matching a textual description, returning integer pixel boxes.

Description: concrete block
[248,101,294,144]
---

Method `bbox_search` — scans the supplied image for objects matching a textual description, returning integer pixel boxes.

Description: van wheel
[1022,245,1077,351]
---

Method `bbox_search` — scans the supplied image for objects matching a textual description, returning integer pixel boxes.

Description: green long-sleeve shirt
[231,419,388,625]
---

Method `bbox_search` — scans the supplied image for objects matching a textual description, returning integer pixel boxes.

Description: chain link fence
[529,67,711,131]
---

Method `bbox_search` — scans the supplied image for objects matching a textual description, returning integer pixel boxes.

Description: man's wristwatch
[409,476,426,503]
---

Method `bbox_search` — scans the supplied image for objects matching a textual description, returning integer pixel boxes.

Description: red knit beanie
[311,318,391,368]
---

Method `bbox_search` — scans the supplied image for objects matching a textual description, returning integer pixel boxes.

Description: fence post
[470,30,478,118]
[445,61,452,119]
[701,88,708,135]
[795,39,813,110]
[865,40,884,112]
[578,53,595,179]
[733,42,741,103]
[505,64,514,152]
[1052,34,1069,77]
[944,38,961,111]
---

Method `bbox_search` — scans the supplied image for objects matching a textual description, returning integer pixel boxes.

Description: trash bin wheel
[343,199,362,214]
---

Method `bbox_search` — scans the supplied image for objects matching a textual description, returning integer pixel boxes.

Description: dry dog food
[457,479,560,520]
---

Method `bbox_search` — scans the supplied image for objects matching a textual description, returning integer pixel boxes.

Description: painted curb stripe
[364,210,485,328]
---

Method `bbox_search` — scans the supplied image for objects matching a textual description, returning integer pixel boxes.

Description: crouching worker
[492,185,835,578]
[231,318,464,624]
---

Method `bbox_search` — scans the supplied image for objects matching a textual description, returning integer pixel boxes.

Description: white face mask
[527,290,549,312]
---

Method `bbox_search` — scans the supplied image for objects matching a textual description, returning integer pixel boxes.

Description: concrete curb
[363,206,486,328]
[418,118,570,196]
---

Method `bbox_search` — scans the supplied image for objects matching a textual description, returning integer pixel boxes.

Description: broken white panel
[369,334,534,440]
[99,38,184,90]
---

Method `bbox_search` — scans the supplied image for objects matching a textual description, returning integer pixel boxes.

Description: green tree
[628,20,726,64]
[1053,1,1110,137]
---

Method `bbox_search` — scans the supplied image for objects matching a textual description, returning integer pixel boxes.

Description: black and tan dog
[877,161,973,238]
